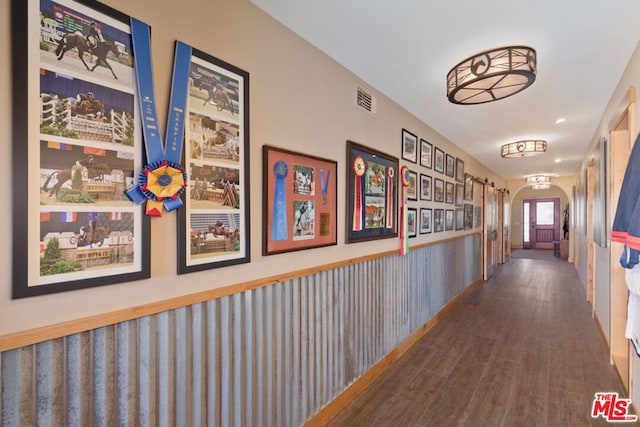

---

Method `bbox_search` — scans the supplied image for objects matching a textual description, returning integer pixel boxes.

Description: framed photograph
[407,169,418,201]
[401,129,418,163]
[347,141,399,243]
[434,147,445,174]
[464,173,474,201]
[420,139,432,169]
[177,46,250,274]
[455,208,464,230]
[420,208,432,234]
[445,154,455,178]
[455,158,465,182]
[420,174,432,201]
[445,181,454,204]
[464,204,474,230]
[445,209,454,231]
[12,0,150,298]
[434,178,444,203]
[474,206,482,229]
[262,146,337,255]
[407,208,417,238]
[434,209,444,232]
[455,183,464,207]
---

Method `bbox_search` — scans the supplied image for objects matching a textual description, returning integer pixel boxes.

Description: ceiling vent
[356,86,376,114]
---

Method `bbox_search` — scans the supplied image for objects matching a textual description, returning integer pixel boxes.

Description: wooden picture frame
[12,0,150,298]
[420,139,432,169]
[401,129,418,163]
[177,46,250,274]
[407,208,417,238]
[420,174,432,201]
[346,141,399,243]
[420,208,432,234]
[262,146,337,255]
[455,157,465,182]
[434,146,445,174]
[445,154,455,178]
[464,173,474,201]
[407,169,418,201]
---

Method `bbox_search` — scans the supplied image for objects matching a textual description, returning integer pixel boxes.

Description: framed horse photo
[177,47,250,274]
[346,141,399,243]
[262,146,338,256]
[12,0,150,298]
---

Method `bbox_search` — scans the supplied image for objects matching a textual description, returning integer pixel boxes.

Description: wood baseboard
[304,278,483,426]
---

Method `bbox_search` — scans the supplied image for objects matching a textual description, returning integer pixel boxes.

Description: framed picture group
[400,128,475,236]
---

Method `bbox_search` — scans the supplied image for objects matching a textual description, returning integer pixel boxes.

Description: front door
[524,198,560,249]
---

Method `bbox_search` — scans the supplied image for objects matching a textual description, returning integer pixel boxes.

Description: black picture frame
[455,183,464,207]
[420,208,432,234]
[177,46,251,274]
[455,158,465,182]
[434,178,444,203]
[445,154,455,178]
[407,208,417,238]
[420,139,432,169]
[464,204,474,230]
[445,209,454,231]
[13,0,151,298]
[445,181,454,204]
[401,129,418,163]
[262,146,337,255]
[407,169,418,201]
[455,208,464,230]
[346,141,399,243]
[434,209,444,232]
[420,174,432,201]
[434,147,445,174]
[464,173,474,201]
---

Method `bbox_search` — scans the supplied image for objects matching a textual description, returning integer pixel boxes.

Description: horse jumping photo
[55,32,122,79]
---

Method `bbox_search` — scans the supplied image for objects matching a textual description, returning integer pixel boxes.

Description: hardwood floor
[327,258,631,427]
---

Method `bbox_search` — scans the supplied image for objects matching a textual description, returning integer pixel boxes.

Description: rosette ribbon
[126,19,191,217]
[271,160,289,241]
[400,166,410,255]
[352,156,366,231]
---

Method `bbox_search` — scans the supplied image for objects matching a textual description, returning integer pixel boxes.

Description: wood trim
[0,234,481,352]
[304,278,484,427]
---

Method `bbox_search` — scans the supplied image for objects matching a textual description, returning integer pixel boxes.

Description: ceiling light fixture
[501,140,547,158]
[554,118,566,124]
[526,175,550,184]
[447,46,537,105]
[531,183,551,190]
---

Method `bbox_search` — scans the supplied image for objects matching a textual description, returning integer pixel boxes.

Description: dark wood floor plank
[326,257,628,427]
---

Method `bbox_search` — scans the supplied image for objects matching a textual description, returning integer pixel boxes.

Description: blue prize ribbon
[320,168,330,202]
[164,41,191,165]
[271,161,289,241]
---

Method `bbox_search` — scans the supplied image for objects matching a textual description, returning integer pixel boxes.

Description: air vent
[356,86,376,114]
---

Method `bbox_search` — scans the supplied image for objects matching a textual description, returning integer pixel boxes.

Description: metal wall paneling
[1,235,481,426]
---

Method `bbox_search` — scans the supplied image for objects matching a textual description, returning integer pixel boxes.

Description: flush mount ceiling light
[501,140,547,158]
[526,175,550,184]
[447,46,537,105]
[531,183,551,190]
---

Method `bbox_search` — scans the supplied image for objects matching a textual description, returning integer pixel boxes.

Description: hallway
[327,257,629,426]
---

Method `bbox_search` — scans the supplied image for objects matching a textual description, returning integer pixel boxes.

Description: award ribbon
[319,168,330,204]
[400,166,410,255]
[352,157,365,231]
[127,19,190,216]
[271,160,289,241]
[386,167,394,228]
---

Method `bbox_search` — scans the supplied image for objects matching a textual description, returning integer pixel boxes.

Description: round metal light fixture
[447,46,537,105]
[526,175,550,184]
[501,140,547,158]
[531,183,551,190]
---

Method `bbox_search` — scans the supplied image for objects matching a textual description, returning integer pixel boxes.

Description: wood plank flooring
[327,257,631,427]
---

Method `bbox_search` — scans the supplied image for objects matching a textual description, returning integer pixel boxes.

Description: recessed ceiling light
[554,118,566,124]
[555,158,562,163]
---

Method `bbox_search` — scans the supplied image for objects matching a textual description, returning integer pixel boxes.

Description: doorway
[522,198,560,249]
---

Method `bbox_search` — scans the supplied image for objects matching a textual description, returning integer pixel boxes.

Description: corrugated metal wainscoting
[1,234,481,426]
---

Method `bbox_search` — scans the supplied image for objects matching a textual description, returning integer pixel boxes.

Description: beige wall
[0,0,504,336]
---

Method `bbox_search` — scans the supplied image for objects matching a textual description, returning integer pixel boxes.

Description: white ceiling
[250,0,640,180]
